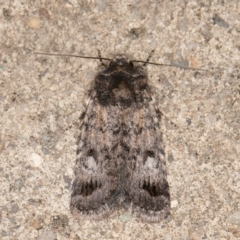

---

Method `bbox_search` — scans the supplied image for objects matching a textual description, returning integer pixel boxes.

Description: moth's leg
[143,49,155,66]
[97,49,108,67]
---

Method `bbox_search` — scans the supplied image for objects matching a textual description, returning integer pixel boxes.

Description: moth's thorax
[95,54,148,107]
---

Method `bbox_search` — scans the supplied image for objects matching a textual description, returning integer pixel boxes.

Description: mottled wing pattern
[123,90,170,222]
[71,90,122,219]
[71,54,170,222]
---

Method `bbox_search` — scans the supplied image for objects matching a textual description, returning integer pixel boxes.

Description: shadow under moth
[70,54,170,222]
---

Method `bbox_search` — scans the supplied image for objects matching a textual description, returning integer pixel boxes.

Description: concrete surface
[1,1,240,239]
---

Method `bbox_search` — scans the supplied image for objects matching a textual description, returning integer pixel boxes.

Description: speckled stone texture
[1,1,240,239]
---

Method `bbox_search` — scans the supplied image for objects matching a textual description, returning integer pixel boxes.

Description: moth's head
[109,54,134,69]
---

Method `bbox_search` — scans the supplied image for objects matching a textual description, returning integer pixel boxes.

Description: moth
[35,51,178,222]
[70,54,170,222]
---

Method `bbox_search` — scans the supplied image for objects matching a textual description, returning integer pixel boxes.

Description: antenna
[34,52,207,71]
[34,52,112,62]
